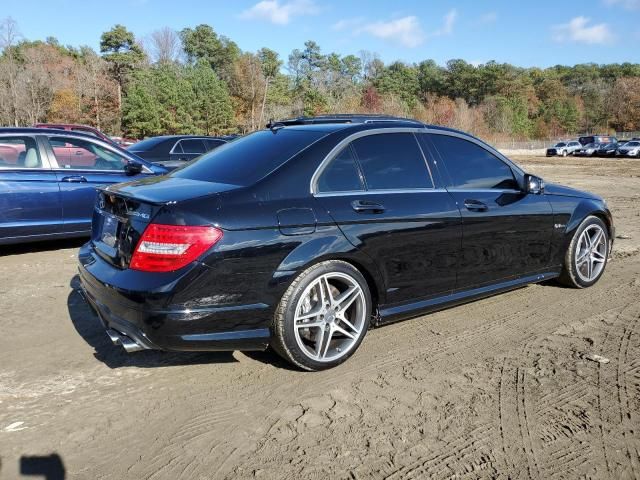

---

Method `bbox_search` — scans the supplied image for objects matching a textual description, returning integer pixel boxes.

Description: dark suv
[78,115,613,370]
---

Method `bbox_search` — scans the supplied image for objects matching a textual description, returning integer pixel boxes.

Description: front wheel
[562,150,568,157]
[559,216,609,288]
[271,260,371,371]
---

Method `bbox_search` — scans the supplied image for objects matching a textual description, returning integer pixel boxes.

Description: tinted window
[430,134,517,190]
[50,137,128,170]
[555,142,566,147]
[180,139,206,154]
[128,137,171,152]
[173,129,326,185]
[204,139,225,150]
[317,146,364,192]
[0,136,41,168]
[350,133,432,190]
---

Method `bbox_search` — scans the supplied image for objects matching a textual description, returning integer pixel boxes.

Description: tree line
[1,17,639,140]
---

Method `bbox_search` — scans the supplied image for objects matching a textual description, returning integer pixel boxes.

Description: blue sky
[4,0,640,67]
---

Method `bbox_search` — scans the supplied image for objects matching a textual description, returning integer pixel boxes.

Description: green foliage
[123,62,233,137]
[180,24,239,74]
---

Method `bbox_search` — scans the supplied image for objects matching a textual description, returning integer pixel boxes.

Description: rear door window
[317,146,364,193]
[204,139,226,150]
[0,136,42,168]
[429,134,518,190]
[179,139,206,154]
[350,133,433,190]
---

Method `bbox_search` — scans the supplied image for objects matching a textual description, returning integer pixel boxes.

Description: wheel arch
[273,234,386,311]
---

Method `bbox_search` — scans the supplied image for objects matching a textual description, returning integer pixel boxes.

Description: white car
[546,141,581,157]
[617,141,640,157]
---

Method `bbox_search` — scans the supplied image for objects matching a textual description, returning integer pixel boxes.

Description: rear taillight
[130,224,223,272]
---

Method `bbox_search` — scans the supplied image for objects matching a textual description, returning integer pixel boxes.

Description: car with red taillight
[77,115,613,370]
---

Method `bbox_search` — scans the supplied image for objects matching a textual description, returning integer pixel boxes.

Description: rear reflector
[130,224,223,272]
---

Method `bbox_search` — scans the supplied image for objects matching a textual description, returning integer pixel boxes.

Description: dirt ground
[0,155,639,479]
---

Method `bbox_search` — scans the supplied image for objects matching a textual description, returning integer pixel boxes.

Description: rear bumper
[77,242,272,352]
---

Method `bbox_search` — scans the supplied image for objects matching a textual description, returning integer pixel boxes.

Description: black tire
[271,260,371,371]
[558,215,609,288]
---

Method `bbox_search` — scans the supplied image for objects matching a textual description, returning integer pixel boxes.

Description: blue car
[0,128,167,245]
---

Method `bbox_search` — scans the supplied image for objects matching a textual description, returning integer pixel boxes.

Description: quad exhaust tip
[106,329,145,353]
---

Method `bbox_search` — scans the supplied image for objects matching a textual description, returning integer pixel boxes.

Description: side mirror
[124,161,143,176]
[524,173,544,195]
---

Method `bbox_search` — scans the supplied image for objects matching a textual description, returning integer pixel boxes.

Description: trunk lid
[92,176,241,268]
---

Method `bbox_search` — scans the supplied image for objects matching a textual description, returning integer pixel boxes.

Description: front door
[425,132,554,289]
[0,135,62,241]
[46,135,148,234]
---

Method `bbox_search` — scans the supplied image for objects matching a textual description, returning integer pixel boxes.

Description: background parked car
[574,143,601,157]
[0,128,166,245]
[546,141,581,157]
[34,123,114,144]
[578,135,617,146]
[617,140,640,157]
[596,140,619,157]
[126,135,231,169]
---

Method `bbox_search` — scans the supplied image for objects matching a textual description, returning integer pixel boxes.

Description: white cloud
[357,16,425,48]
[239,0,319,25]
[552,16,614,45]
[352,10,457,48]
[604,0,640,9]
[431,9,457,37]
[478,12,497,24]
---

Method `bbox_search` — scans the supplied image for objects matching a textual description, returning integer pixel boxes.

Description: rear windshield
[172,129,327,185]
[128,137,170,151]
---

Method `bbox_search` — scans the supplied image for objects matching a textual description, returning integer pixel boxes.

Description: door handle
[61,175,87,183]
[351,200,385,213]
[75,150,85,155]
[463,199,488,212]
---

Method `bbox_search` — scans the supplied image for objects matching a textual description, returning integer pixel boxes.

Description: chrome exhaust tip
[105,329,145,353]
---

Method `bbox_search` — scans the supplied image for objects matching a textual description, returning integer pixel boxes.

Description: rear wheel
[562,150,568,157]
[559,216,609,288]
[271,260,371,371]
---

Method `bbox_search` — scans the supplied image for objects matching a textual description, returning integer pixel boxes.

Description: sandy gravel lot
[0,155,639,479]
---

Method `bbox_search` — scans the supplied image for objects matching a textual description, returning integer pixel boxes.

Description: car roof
[138,135,229,140]
[0,127,106,141]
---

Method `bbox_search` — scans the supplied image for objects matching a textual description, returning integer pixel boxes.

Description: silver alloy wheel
[575,224,607,282]
[293,272,366,362]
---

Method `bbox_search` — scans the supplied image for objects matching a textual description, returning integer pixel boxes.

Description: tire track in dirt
[597,303,640,478]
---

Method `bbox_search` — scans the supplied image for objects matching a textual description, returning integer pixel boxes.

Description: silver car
[546,140,581,157]
[617,140,640,157]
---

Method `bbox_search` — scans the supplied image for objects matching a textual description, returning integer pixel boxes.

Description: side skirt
[377,271,560,326]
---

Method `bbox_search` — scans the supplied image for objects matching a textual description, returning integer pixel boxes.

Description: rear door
[0,135,62,241]
[45,135,150,234]
[425,132,554,289]
[313,130,462,307]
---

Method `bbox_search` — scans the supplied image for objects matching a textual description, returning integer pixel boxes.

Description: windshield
[554,142,566,147]
[172,129,328,186]
[625,141,640,147]
[584,143,596,148]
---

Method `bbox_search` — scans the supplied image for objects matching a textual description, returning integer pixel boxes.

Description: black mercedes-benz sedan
[78,115,614,371]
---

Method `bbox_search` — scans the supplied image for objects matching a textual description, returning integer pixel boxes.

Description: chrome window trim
[310,126,524,195]
[314,188,448,197]
[310,127,432,195]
